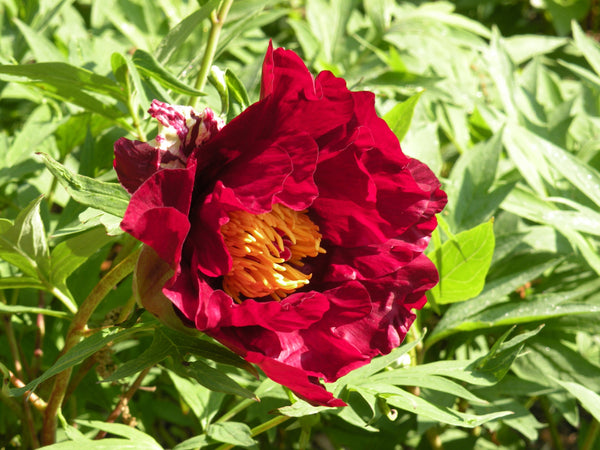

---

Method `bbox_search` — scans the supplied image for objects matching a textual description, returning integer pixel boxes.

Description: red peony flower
[114,43,447,407]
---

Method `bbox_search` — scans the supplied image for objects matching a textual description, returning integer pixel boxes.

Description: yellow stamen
[221,204,325,302]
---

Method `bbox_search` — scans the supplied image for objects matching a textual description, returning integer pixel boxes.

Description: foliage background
[1,0,600,449]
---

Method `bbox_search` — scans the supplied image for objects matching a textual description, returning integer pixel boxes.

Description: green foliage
[1,1,600,449]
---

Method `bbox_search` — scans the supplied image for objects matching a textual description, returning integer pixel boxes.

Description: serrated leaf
[38,153,130,218]
[428,221,495,304]
[383,91,423,143]
[133,49,204,96]
[206,422,256,447]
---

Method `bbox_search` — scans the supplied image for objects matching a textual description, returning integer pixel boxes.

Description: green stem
[49,286,78,314]
[40,247,141,446]
[540,396,564,450]
[126,76,146,141]
[215,416,292,450]
[190,0,235,108]
[582,418,600,450]
[215,398,255,423]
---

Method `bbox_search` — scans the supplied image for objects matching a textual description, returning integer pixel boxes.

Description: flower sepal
[134,245,201,336]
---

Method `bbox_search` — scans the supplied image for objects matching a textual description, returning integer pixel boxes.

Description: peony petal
[260,40,274,99]
[114,138,160,194]
[245,352,347,407]
[121,166,195,268]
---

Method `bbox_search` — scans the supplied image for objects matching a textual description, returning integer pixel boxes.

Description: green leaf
[428,256,564,345]
[0,196,50,280]
[225,69,250,110]
[50,227,115,298]
[546,2,591,36]
[160,327,257,375]
[428,221,495,304]
[9,327,142,397]
[506,123,600,210]
[38,153,130,218]
[369,385,511,427]
[104,326,256,400]
[0,303,71,319]
[155,0,221,64]
[76,420,161,448]
[132,49,204,96]
[504,35,567,65]
[168,370,223,428]
[363,371,488,405]
[278,400,330,417]
[101,329,176,382]
[5,103,64,167]
[383,91,424,143]
[206,422,256,447]
[446,132,510,231]
[0,277,45,291]
[172,436,211,450]
[555,379,600,422]
[471,326,542,384]
[184,360,257,400]
[40,439,162,449]
[0,62,124,100]
[332,338,421,393]
[13,18,66,62]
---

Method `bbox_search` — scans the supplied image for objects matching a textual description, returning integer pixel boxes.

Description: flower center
[221,204,325,302]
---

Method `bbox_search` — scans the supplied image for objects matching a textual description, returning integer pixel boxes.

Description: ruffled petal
[245,352,346,407]
[114,138,160,194]
[121,166,195,268]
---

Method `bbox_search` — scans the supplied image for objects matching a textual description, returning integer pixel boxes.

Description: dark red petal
[197,290,330,333]
[274,133,319,210]
[121,166,195,268]
[114,138,160,194]
[260,40,274,99]
[218,144,293,212]
[325,238,427,282]
[245,352,347,407]
[311,132,390,246]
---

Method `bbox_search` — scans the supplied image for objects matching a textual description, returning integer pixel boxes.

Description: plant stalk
[582,418,600,450]
[190,0,235,108]
[40,247,141,445]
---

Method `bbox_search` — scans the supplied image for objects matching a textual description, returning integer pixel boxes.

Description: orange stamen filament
[221,204,325,302]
